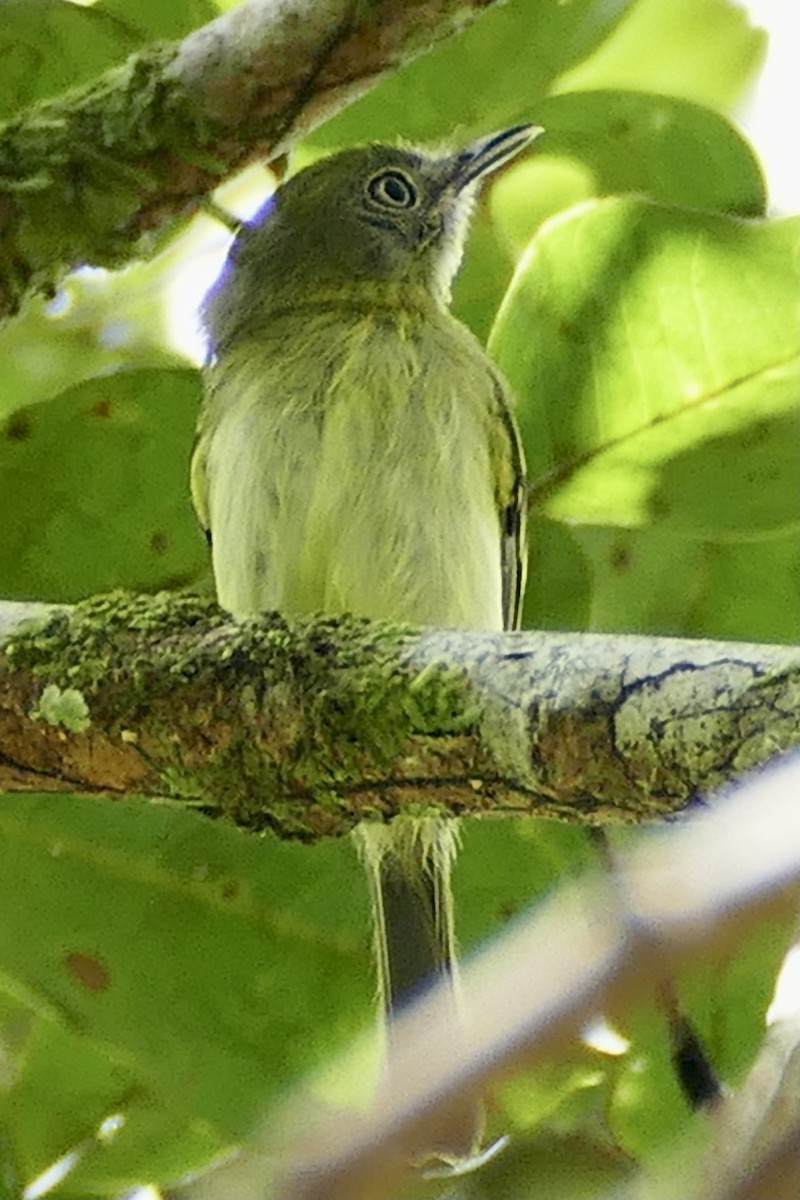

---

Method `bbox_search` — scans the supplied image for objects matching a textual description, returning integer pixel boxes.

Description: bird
[191,123,536,1162]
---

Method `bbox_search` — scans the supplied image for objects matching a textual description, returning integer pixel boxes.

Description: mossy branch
[1,593,798,837]
[0,0,499,318]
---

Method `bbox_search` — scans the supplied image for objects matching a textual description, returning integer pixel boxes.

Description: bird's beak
[441,123,543,198]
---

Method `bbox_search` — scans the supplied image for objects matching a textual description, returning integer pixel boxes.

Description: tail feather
[355,817,485,1163]
[356,816,459,1015]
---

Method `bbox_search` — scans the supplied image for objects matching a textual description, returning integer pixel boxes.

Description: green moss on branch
[1,592,479,835]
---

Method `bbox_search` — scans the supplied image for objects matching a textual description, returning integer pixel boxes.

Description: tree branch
[1,593,798,836]
[0,0,501,318]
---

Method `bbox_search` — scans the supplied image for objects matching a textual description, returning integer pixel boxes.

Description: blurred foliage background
[0,1,798,1197]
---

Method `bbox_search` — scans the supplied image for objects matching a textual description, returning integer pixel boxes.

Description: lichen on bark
[1,591,481,835]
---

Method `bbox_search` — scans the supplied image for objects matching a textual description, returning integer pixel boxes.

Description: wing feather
[490,373,527,632]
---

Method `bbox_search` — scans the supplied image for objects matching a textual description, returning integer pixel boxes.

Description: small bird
[191,124,536,1160]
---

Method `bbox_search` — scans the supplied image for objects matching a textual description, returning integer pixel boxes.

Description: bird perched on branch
[192,123,537,1164]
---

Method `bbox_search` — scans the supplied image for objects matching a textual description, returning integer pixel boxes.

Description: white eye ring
[366,169,419,210]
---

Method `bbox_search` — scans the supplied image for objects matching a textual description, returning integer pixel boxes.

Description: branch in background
[172,752,800,1200]
[1,593,798,835]
[701,984,800,1200]
[0,0,498,317]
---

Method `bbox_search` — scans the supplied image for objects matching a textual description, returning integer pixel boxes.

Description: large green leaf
[683,527,800,644]
[0,0,218,120]
[521,517,593,633]
[555,0,766,112]
[490,201,799,538]
[0,1017,147,1191]
[308,0,762,154]
[0,267,185,425]
[0,794,371,1156]
[0,1,140,120]
[2,1014,223,1197]
[456,818,595,948]
[451,201,521,345]
[456,89,765,342]
[0,369,206,602]
[453,89,764,342]
[491,200,799,639]
[518,91,766,219]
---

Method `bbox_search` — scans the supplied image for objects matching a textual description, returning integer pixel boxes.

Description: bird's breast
[205,313,505,629]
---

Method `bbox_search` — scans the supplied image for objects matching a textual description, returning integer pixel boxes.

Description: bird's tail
[356,816,458,1015]
[354,816,485,1163]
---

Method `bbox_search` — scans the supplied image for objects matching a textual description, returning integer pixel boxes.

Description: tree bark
[0,0,502,317]
[1,593,798,837]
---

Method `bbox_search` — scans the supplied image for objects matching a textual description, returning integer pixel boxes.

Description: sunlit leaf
[0,1017,139,1188]
[455,87,765,346]
[490,201,799,538]
[555,0,766,113]
[492,200,799,641]
[0,267,185,424]
[524,90,765,218]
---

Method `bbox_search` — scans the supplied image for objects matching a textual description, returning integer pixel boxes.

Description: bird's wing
[490,373,528,632]
[189,421,212,546]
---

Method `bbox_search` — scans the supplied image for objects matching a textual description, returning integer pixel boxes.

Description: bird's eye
[366,169,419,210]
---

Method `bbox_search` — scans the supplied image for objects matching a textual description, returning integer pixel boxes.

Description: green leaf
[468,90,765,353]
[55,1100,222,1198]
[0,369,206,602]
[0,233,209,427]
[490,200,799,540]
[525,90,766,217]
[555,0,766,113]
[491,199,799,638]
[0,794,371,1149]
[456,818,596,948]
[456,88,765,345]
[461,1128,631,1199]
[451,202,519,344]
[0,1,141,120]
[684,527,800,644]
[521,518,593,633]
[606,878,794,1162]
[0,0,219,121]
[0,1017,139,1188]
[99,0,218,42]
[308,0,636,149]
[569,523,800,643]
